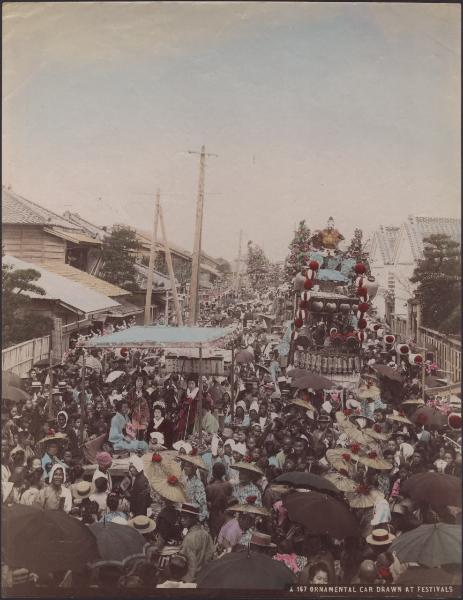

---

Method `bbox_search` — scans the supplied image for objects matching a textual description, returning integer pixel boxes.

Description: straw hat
[177,503,200,516]
[226,501,270,517]
[31,382,42,389]
[323,472,357,493]
[72,480,92,500]
[335,411,354,429]
[149,474,187,503]
[366,528,396,546]
[386,412,412,425]
[363,427,390,442]
[178,454,208,471]
[346,487,378,509]
[172,441,193,454]
[143,450,183,484]
[37,431,68,448]
[127,515,156,534]
[231,461,264,476]
[354,452,393,471]
[325,449,355,475]
[357,386,381,401]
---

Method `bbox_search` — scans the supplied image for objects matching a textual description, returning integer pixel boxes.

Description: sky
[2,2,461,261]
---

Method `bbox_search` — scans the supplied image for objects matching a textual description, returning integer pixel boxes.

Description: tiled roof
[373,226,400,264]
[43,226,102,246]
[405,215,461,261]
[35,261,129,297]
[62,211,108,241]
[2,188,80,229]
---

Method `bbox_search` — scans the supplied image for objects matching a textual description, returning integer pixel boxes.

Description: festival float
[288,217,378,391]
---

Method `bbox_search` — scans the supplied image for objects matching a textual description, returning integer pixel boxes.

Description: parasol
[372,364,404,383]
[2,383,29,403]
[411,405,447,427]
[293,372,334,391]
[389,523,461,568]
[197,551,295,589]
[105,370,125,383]
[275,471,339,494]
[2,504,99,574]
[89,522,147,563]
[235,350,254,365]
[2,371,23,389]
[401,472,461,507]
[345,486,378,509]
[326,449,355,476]
[283,491,360,538]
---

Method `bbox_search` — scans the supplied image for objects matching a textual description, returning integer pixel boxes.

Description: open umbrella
[77,355,102,374]
[283,491,360,538]
[397,566,460,585]
[105,370,125,383]
[197,551,295,589]
[401,472,461,507]
[293,372,334,391]
[89,522,147,563]
[326,449,355,476]
[286,368,311,379]
[390,524,461,568]
[2,371,23,388]
[2,504,99,574]
[275,471,339,495]
[1,383,29,403]
[33,358,53,368]
[372,364,404,383]
[411,405,447,427]
[235,350,254,365]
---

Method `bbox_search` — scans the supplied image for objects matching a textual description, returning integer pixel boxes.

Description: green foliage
[284,220,311,282]
[2,262,53,347]
[246,241,270,288]
[100,225,142,291]
[410,234,461,334]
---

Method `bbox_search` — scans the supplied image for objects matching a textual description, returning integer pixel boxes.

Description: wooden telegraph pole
[158,200,183,326]
[233,229,243,293]
[187,145,217,326]
[144,190,160,325]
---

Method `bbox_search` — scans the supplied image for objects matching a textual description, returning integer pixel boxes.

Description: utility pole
[158,199,183,326]
[187,145,217,326]
[233,229,243,293]
[144,190,160,325]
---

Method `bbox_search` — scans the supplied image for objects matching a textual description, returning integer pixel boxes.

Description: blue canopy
[85,326,234,349]
[317,269,348,283]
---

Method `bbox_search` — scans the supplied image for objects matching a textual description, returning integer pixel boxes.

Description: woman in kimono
[109,400,148,453]
[127,376,151,441]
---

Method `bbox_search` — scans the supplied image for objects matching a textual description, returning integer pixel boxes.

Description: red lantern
[295,317,304,329]
[448,413,461,430]
[309,260,319,271]
[358,302,369,313]
[304,278,314,290]
[358,318,367,330]
[373,324,381,331]
[357,287,368,298]
[152,454,162,463]
[343,409,352,416]
[354,263,366,275]
[350,443,360,454]
[299,300,309,310]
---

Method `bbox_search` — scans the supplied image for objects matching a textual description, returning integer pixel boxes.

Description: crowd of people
[1,291,461,592]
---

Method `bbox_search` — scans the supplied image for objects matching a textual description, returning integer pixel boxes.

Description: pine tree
[410,234,461,334]
[2,261,53,347]
[347,228,364,257]
[100,225,142,291]
[246,241,269,289]
[284,220,311,282]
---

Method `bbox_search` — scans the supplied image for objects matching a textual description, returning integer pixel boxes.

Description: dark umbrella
[2,371,23,389]
[287,368,311,379]
[235,350,254,365]
[1,383,29,403]
[197,551,296,589]
[411,405,447,427]
[372,364,404,383]
[293,372,334,391]
[275,471,339,495]
[389,524,461,568]
[33,358,53,368]
[425,375,449,389]
[401,472,461,507]
[2,504,99,574]
[397,566,460,585]
[89,522,147,563]
[283,491,360,538]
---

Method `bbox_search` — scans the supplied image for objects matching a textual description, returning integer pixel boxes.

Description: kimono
[128,390,150,436]
[109,411,148,453]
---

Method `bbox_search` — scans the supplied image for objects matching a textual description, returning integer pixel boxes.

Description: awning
[36,261,128,297]
[84,325,236,349]
[44,227,102,246]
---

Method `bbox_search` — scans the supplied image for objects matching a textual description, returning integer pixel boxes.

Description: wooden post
[79,352,86,445]
[230,342,235,420]
[47,349,54,420]
[144,190,160,325]
[158,200,183,326]
[197,344,203,446]
[422,343,427,402]
[165,292,169,324]
[234,229,243,293]
[188,147,206,326]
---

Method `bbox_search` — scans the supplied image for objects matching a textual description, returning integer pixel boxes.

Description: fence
[2,336,50,377]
